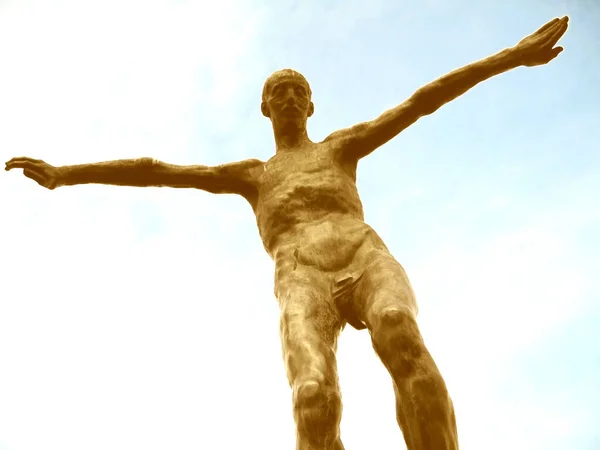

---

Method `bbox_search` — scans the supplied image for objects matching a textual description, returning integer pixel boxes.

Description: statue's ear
[307,102,314,118]
[261,102,270,118]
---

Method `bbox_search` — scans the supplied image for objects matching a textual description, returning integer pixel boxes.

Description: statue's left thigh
[352,251,418,330]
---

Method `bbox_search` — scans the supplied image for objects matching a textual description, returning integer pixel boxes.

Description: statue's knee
[295,380,321,408]
[293,380,342,440]
[371,308,424,373]
[294,380,341,414]
[372,307,420,343]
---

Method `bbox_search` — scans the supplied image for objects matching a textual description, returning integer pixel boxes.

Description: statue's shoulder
[213,157,264,187]
[224,157,265,172]
[236,157,266,184]
[321,126,359,145]
[320,127,362,167]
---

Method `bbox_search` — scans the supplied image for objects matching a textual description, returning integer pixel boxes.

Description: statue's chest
[260,150,333,192]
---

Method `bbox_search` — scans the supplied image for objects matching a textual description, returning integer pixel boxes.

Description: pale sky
[1,0,599,449]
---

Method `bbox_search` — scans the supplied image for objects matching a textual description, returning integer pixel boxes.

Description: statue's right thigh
[276,268,343,387]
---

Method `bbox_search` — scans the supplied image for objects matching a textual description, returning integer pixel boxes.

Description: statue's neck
[273,126,311,153]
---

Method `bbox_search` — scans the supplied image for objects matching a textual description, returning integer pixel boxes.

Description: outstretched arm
[331,16,569,162]
[5,156,263,196]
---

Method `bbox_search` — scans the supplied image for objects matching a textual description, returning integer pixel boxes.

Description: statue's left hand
[513,16,569,67]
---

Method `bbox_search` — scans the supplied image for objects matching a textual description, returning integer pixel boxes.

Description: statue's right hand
[5,157,63,190]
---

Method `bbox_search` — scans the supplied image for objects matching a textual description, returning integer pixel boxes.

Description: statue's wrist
[506,46,527,68]
[56,166,72,187]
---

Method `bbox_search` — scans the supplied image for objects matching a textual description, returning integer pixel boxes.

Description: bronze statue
[5,16,569,450]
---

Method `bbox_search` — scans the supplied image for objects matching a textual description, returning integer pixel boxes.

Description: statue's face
[262,74,314,128]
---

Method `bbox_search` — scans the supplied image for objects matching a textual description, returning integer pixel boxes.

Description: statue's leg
[277,270,345,450]
[353,252,459,450]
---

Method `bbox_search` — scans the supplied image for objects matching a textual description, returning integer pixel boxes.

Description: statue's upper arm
[215,158,264,202]
[324,97,422,163]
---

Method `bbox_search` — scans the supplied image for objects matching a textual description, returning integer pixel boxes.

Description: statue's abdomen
[256,164,364,256]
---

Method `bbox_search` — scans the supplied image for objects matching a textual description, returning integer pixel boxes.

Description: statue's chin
[276,117,305,130]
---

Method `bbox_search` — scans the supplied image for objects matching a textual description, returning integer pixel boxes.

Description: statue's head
[261,69,314,130]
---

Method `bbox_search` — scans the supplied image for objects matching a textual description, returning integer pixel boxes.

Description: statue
[5,16,569,450]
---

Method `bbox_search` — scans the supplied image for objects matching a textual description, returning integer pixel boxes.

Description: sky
[0,0,599,449]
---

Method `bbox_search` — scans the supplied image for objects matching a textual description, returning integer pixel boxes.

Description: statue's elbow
[138,157,158,169]
[412,88,441,116]
[134,157,161,186]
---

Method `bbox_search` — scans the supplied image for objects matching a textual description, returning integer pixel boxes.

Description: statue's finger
[549,46,564,60]
[5,157,42,165]
[556,19,569,38]
[6,159,44,171]
[6,158,21,169]
[541,17,566,38]
[5,160,37,171]
[536,17,560,35]
[542,20,568,48]
[23,169,47,186]
[6,162,24,170]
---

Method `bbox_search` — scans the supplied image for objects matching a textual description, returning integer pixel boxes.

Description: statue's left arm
[330,16,569,162]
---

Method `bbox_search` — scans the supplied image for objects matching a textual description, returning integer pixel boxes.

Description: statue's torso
[251,141,388,274]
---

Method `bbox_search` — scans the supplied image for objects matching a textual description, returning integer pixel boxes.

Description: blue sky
[0,0,598,449]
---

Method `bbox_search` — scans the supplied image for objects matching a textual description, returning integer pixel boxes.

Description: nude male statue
[5,17,568,450]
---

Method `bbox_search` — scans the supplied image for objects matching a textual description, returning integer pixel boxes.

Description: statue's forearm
[413,47,521,115]
[60,158,157,187]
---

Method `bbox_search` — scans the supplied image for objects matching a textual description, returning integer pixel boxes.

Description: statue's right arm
[5,156,264,197]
